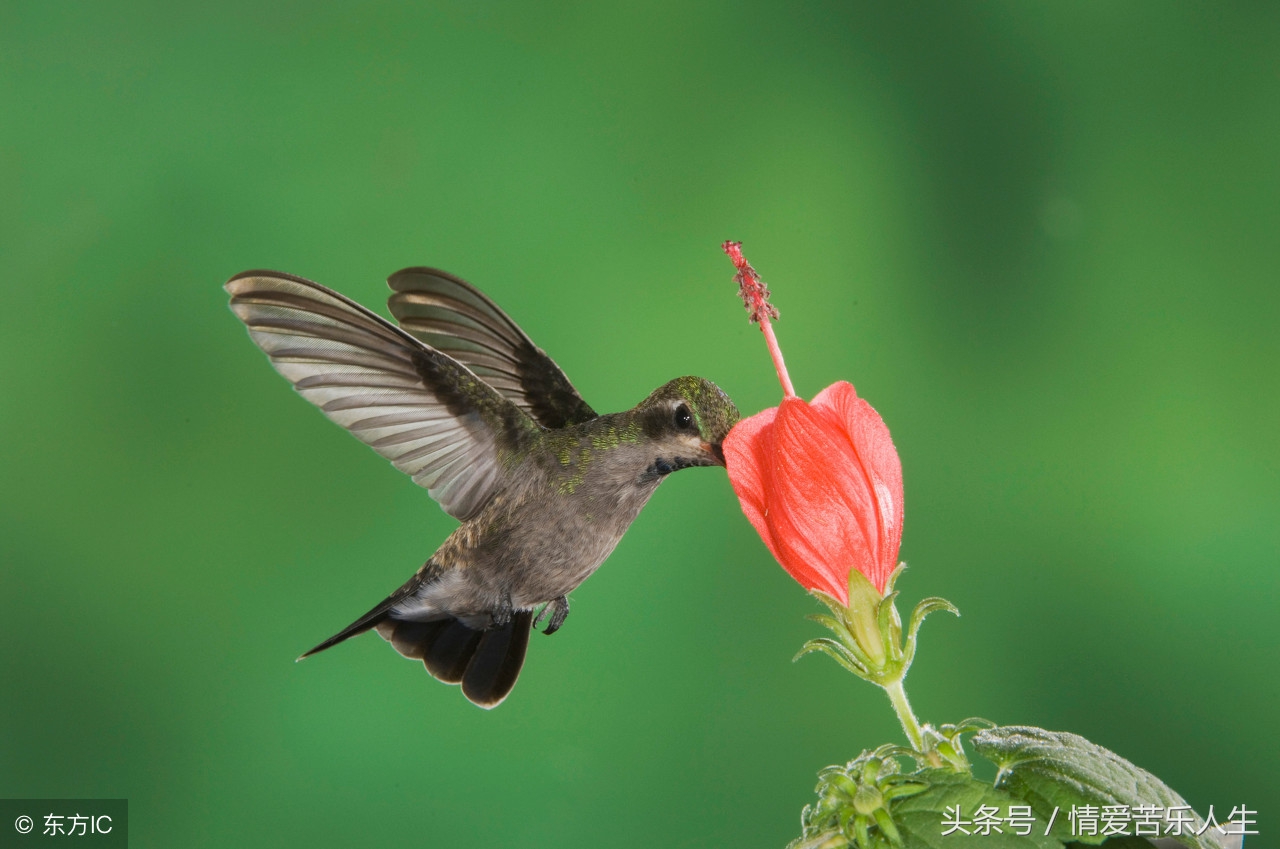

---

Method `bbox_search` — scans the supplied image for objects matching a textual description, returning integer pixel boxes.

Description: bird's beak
[705,442,726,466]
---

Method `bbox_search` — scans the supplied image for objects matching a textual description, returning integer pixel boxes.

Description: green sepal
[883,562,908,594]
[795,637,872,677]
[944,718,996,735]
[902,597,959,670]
[787,830,847,849]
[876,590,906,665]
[872,806,904,846]
[826,772,860,798]
[873,744,928,765]
[971,726,1227,849]
[805,612,878,671]
[845,570,891,669]
[805,575,908,682]
[914,717,992,774]
[807,612,849,634]
[810,588,847,613]
[882,779,931,801]
[853,815,873,849]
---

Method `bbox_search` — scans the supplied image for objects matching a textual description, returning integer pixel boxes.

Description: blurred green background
[2,2,1276,845]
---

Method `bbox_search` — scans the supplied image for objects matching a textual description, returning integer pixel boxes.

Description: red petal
[765,397,880,603]
[811,382,904,592]
[727,405,847,599]
[725,385,905,602]
[724,406,781,560]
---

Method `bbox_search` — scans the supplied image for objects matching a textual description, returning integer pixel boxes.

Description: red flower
[722,242,904,602]
[725,383,903,600]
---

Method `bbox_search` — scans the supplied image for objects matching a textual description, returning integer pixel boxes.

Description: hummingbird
[225,267,739,708]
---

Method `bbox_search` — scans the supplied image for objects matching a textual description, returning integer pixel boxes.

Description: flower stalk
[882,680,923,756]
[800,566,957,765]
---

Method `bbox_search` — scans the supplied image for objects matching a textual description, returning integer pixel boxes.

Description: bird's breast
[420,448,663,616]
[498,453,661,598]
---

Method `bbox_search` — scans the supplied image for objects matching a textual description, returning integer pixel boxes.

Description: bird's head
[635,376,740,474]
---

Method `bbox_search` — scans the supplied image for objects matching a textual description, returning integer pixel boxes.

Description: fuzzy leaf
[971,727,1227,849]
[891,770,1065,849]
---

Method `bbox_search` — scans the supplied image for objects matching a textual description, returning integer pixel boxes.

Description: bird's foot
[534,596,569,635]
[491,594,514,629]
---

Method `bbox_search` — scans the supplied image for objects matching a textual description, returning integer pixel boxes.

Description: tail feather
[297,565,535,707]
[462,613,532,707]
[297,592,405,660]
[317,610,534,709]
[421,618,484,683]
[380,618,446,661]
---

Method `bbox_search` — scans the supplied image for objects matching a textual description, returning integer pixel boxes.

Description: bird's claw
[491,594,514,629]
[534,596,569,635]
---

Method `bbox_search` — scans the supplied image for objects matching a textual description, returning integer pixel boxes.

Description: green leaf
[971,726,1227,849]
[892,770,1065,849]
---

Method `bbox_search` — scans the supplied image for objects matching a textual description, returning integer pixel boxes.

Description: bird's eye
[674,403,694,431]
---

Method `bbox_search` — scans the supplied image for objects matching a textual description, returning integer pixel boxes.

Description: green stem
[882,678,926,755]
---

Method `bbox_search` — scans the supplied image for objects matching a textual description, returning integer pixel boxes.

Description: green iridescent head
[636,376,740,469]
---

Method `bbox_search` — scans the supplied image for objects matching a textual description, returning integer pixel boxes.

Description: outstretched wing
[226,270,537,521]
[386,267,597,430]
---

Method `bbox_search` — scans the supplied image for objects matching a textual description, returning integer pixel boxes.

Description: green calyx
[794,565,961,763]
[798,566,956,687]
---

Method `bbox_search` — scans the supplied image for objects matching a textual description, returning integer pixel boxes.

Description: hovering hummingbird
[226,267,739,708]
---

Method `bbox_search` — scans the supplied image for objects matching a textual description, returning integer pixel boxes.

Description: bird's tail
[376,613,533,708]
[299,599,533,709]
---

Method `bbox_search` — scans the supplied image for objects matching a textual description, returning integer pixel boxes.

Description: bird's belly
[393,520,629,624]
[398,477,657,622]
[504,523,626,608]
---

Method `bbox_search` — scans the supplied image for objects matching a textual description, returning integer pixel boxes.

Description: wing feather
[226,270,535,521]
[387,268,597,429]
